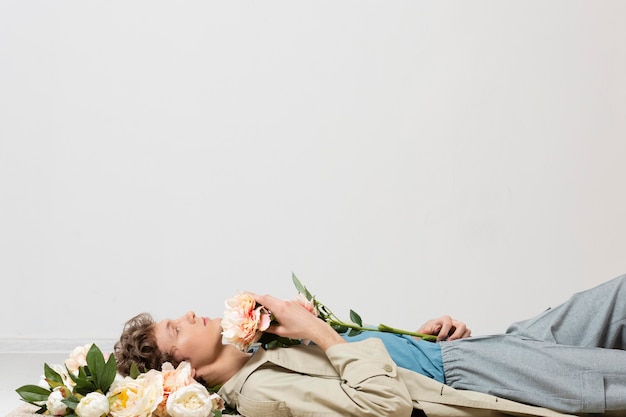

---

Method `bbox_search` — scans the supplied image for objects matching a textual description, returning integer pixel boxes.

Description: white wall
[1,1,625,353]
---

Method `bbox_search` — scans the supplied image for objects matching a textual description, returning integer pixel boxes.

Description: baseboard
[0,338,116,354]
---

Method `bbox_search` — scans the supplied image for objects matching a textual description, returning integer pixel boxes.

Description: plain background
[1,1,626,357]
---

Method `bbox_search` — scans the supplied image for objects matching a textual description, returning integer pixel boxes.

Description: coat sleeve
[236,338,414,417]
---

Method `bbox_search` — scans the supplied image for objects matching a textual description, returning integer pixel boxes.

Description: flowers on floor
[221,272,437,352]
[16,344,226,417]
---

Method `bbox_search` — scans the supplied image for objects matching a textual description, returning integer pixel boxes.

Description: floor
[0,353,68,417]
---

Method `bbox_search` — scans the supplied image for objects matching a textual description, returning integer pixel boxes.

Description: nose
[185,311,196,323]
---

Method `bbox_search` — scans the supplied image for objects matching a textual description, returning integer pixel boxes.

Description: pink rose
[221,292,271,352]
[153,362,195,417]
[65,344,92,375]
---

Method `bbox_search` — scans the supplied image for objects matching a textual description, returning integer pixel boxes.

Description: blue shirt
[341,331,445,383]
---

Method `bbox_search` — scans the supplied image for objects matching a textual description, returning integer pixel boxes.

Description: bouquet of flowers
[16,344,227,417]
[221,273,437,352]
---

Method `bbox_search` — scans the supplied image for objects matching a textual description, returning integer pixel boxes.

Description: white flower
[166,383,219,417]
[75,392,109,417]
[108,370,164,417]
[46,387,69,416]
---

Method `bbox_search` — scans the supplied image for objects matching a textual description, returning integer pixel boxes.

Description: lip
[203,317,208,326]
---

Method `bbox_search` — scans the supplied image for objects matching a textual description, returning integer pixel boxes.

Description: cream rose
[165,383,219,417]
[75,392,109,417]
[107,370,164,417]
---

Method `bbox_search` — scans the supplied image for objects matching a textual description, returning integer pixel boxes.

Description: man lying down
[110,273,626,417]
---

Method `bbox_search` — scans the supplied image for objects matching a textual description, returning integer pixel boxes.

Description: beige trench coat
[219,338,613,417]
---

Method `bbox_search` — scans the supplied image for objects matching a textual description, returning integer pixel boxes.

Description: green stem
[327,319,437,342]
[377,323,437,341]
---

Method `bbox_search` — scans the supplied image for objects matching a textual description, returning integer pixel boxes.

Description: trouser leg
[505,273,626,348]
[441,334,626,414]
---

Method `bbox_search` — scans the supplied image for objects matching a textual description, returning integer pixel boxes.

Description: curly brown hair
[114,313,177,376]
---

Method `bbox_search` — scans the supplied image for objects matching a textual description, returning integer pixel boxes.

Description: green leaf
[292,272,305,293]
[330,324,348,333]
[72,380,96,396]
[69,364,90,386]
[70,361,98,396]
[349,310,363,327]
[207,383,223,392]
[62,396,80,410]
[348,328,363,337]
[129,362,142,379]
[33,405,47,414]
[86,344,106,388]
[16,385,51,404]
[258,332,302,350]
[292,272,313,301]
[42,364,65,389]
[99,354,117,393]
[291,272,313,301]
[43,363,64,385]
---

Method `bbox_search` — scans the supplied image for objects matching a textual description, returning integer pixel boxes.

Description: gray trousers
[440,274,626,414]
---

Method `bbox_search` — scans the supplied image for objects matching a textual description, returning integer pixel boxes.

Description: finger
[446,327,463,340]
[437,318,454,341]
[248,292,279,310]
[264,322,282,336]
[447,322,470,340]
[417,322,439,335]
[437,327,451,341]
[248,292,264,304]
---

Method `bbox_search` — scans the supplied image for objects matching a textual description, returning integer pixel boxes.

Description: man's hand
[417,315,471,341]
[250,292,346,350]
